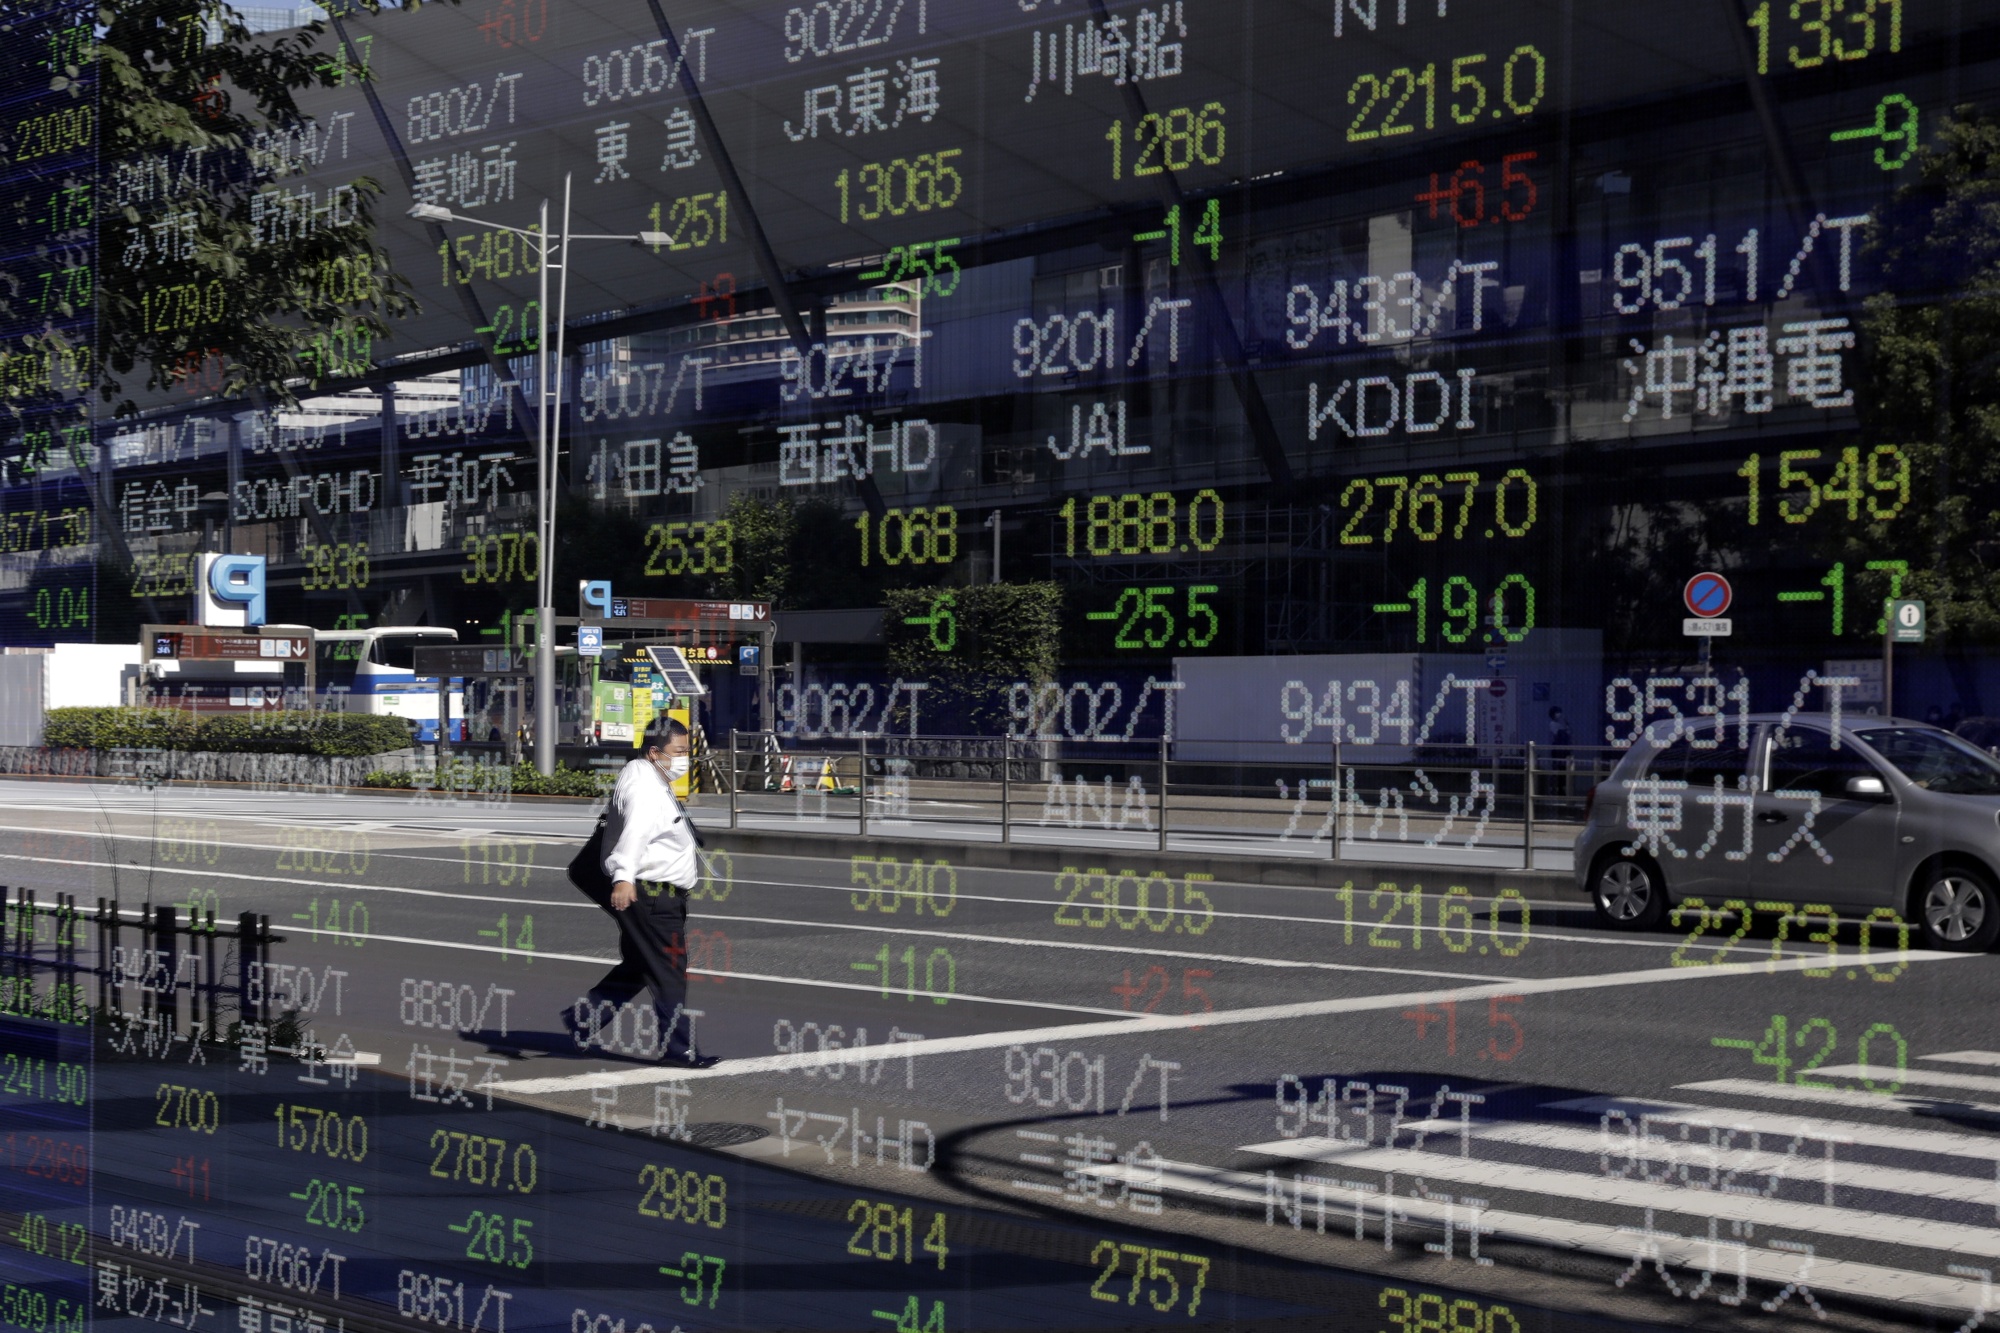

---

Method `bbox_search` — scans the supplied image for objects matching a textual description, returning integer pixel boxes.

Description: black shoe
[669,1052,722,1070]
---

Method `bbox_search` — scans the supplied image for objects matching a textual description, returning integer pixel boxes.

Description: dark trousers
[586,886,694,1058]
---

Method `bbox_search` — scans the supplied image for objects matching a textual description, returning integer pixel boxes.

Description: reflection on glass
[1859,726,2000,795]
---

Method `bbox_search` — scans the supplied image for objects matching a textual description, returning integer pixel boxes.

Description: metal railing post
[999,738,1011,844]
[1157,734,1169,853]
[96,897,112,1022]
[1330,740,1342,861]
[1522,740,1537,871]
[857,735,868,838]
[727,730,739,829]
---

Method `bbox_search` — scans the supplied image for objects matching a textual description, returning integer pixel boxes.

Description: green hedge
[361,762,614,797]
[44,707,414,757]
[43,707,200,750]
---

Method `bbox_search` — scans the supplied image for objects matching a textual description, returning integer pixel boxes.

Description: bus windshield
[371,633,448,671]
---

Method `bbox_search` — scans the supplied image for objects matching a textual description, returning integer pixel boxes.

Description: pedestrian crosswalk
[1925,1051,2000,1068]
[1676,1075,2000,1120]
[1078,1049,2000,1321]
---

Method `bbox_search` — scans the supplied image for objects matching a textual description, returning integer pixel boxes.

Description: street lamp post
[413,174,671,775]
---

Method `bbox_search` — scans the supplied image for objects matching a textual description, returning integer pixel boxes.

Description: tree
[4,0,427,427]
[885,581,1062,733]
[717,491,797,606]
[1857,109,2000,646]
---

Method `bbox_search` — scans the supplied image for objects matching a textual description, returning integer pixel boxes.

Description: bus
[315,626,462,742]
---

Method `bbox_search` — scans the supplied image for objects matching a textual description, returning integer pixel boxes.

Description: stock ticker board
[3,0,1994,728]
[7,2,2000,1330]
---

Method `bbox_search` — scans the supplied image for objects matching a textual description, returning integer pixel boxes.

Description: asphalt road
[0,777,1994,1333]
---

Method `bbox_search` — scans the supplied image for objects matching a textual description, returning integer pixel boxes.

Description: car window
[1857,726,2000,795]
[1643,727,1749,787]
[1764,726,1885,799]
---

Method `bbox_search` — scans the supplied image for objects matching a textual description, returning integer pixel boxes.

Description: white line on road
[0,822,1716,957]
[1543,1095,2000,1161]
[1082,1157,1992,1315]
[1262,1118,2000,1208]
[0,850,1513,983]
[493,949,1973,1094]
[1675,1077,2000,1122]
[1812,1062,2000,1097]
[1234,1138,1998,1257]
[1923,1050,2000,1068]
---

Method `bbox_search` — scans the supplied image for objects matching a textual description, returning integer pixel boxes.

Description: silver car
[1574,712,2000,951]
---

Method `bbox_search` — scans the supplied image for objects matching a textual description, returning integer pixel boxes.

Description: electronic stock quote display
[7,2,2000,1331]
[8,0,1998,703]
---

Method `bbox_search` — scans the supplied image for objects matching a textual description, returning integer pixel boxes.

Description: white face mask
[663,756,691,781]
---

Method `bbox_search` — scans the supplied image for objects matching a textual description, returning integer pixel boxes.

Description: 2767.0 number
[1339,470,1536,545]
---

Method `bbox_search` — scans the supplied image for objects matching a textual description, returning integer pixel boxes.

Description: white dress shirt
[602,757,700,890]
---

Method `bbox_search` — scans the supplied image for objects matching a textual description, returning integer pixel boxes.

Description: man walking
[579,716,719,1067]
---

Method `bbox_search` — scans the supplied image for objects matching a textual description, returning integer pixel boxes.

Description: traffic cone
[817,757,838,791]
[779,756,795,792]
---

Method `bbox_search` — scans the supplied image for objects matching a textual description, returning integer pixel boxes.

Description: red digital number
[1416,151,1539,228]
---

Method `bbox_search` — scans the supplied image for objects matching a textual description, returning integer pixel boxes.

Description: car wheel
[1590,854,1667,930]
[1912,865,2000,952]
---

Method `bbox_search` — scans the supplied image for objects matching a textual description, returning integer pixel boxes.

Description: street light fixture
[409,172,664,775]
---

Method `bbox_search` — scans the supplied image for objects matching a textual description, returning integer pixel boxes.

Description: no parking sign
[1683,572,1734,636]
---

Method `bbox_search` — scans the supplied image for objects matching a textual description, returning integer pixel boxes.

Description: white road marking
[1544,1095,2000,1162]
[1274,1118,2000,1208]
[1676,1077,2000,1122]
[1235,1138,1998,1256]
[1813,1062,2000,1097]
[1080,1157,1994,1314]
[0,850,1512,983]
[1922,1050,2000,1068]
[692,910,1512,983]
[0,818,1755,956]
[492,950,1972,1094]
[0,851,566,909]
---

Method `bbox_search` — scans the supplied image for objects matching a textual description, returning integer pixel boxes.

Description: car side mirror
[1846,775,1888,797]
